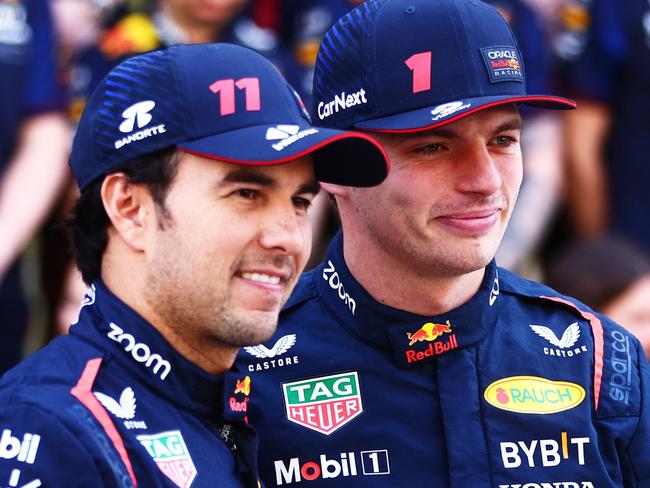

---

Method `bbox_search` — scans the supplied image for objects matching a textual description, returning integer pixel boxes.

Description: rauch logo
[484,376,585,414]
[282,372,363,435]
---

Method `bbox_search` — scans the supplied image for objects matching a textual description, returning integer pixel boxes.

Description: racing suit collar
[70,281,245,421]
[317,231,501,368]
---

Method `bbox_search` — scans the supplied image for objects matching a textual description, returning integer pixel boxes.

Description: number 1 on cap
[209,77,261,116]
[405,52,432,94]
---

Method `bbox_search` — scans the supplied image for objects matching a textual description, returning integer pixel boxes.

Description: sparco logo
[609,330,632,404]
[107,322,171,380]
[317,89,368,120]
[499,483,594,488]
[274,450,390,485]
[322,260,356,315]
[114,100,166,149]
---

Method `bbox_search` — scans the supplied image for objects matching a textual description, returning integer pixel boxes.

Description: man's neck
[342,236,486,316]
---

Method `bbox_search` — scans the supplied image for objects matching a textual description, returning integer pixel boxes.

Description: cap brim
[354,95,576,132]
[178,124,389,187]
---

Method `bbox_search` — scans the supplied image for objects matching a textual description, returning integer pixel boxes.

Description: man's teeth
[241,272,281,284]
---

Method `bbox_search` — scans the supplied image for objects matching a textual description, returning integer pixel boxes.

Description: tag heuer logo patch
[137,430,197,488]
[282,372,363,435]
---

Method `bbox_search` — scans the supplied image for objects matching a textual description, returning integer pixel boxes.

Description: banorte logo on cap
[114,100,167,149]
[404,320,459,364]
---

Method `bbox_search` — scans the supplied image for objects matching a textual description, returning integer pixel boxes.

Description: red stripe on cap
[71,358,138,487]
[540,296,604,411]
[179,131,390,171]
[365,96,577,134]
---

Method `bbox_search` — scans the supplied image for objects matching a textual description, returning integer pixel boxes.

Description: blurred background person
[545,238,650,358]
[0,0,69,374]
[553,0,650,252]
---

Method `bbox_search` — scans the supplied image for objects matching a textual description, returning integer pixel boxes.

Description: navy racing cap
[70,43,389,190]
[312,0,576,132]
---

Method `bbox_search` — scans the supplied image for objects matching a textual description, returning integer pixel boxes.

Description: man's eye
[293,197,312,211]
[236,189,258,200]
[495,135,517,146]
[418,143,442,155]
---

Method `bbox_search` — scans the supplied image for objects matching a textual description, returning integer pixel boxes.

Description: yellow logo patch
[484,376,585,414]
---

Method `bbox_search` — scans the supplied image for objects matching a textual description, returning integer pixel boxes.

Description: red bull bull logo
[405,320,458,363]
[235,375,251,396]
[407,320,452,346]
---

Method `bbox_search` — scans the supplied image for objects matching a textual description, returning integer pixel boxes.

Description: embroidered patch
[480,46,523,83]
[137,430,197,488]
[283,372,363,435]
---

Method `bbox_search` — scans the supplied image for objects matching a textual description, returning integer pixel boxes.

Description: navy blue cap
[312,0,576,132]
[70,43,389,190]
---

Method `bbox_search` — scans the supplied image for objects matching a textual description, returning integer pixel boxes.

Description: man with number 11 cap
[0,42,388,487]
[235,0,650,486]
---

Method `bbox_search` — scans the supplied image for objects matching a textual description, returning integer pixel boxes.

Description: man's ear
[101,173,153,252]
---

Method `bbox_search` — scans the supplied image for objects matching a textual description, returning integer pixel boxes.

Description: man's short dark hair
[69,147,180,284]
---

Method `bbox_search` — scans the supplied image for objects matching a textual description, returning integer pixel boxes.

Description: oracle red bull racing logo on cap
[480,46,523,83]
[283,372,363,435]
[405,320,459,363]
[484,376,585,414]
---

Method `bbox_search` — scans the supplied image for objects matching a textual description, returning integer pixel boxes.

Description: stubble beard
[144,253,280,354]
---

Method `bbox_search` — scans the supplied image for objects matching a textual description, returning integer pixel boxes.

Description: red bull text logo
[405,320,458,363]
[490,58,521,70]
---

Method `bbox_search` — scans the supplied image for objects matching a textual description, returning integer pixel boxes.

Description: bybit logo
[500,432,590,469]
[114,100,166,149]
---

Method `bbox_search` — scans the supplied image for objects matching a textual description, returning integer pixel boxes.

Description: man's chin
[232,309,280,346]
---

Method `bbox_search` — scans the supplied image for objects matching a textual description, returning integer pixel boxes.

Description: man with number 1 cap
[234,1,650,486]
[0,42,388,487]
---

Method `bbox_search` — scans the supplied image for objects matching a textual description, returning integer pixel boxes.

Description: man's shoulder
[0,333,107,414]
[497,266,631,334]
[0,340,108,485]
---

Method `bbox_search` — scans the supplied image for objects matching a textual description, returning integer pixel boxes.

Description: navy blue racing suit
[0,281,263,488]
[234,231,650,487]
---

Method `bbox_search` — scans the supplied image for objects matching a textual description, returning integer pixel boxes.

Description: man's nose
[455,143,503,196]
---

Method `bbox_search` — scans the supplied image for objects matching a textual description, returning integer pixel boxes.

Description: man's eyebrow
[494,116,523,133]
[218,168,321,195]
[220,168,277,187]
[395,115,524,145]
[297,180,321,196]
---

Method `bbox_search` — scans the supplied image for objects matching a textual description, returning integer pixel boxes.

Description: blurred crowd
[1,0,649,375]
